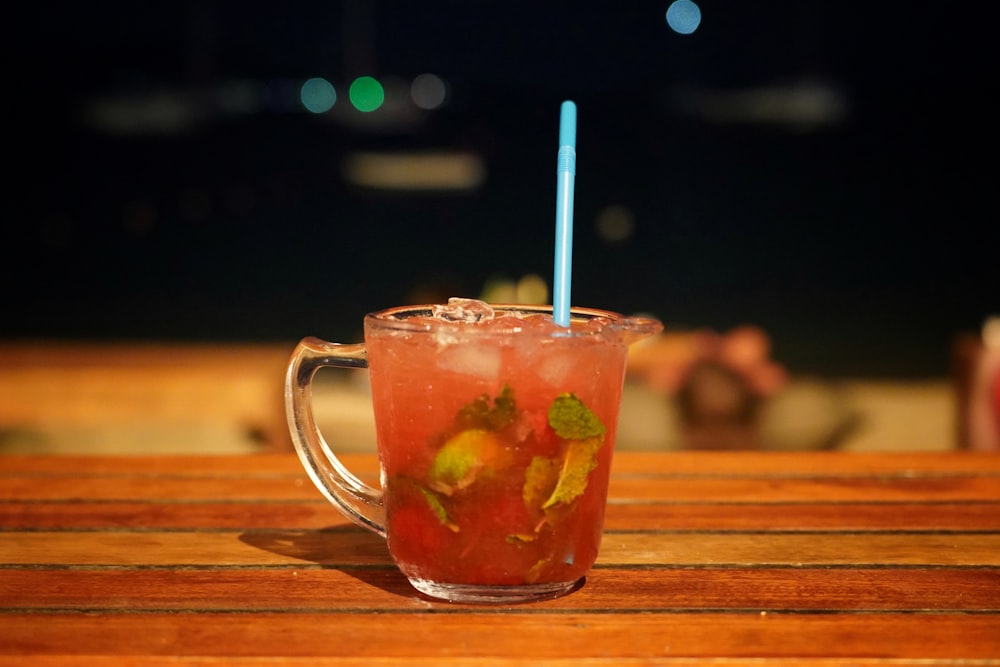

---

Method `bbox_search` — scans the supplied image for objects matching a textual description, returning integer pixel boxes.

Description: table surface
[2,451,999,665]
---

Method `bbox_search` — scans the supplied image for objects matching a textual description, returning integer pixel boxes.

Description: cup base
[408,577,582,604]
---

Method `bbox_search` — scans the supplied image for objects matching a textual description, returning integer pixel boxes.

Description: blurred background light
[216,80,262,115]
[341,151,487,191]
[479,275,518,303]
[349,76,385,112]
[82,91,200,135]
[515,274,549,305]
[300,77,337,113]
[478,274,549,305]
[595,205,637,244]
[411,73,449,110]
[666,0,702,35]
[668,79,848,129]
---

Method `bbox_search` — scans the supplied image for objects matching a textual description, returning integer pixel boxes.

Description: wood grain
[5,451,1000,475]
[2,612,998,659]
[4,530,1000,567]
[4,465,998,503]
[2,451,999,664]
[3,568,998,612]
[4,499,999,531]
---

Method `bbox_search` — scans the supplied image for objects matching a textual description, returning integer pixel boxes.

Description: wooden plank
[602,501,1000,531]
[4,531,1000,567]
[3,568,997,613]
[0,454,317,476]
[4,473,998,503]
[0,474,335,502]
[5,500,1000,531]
[597,532,1000,567]
[1,612,998,659]
[5,451,1000,477]
[607,475,1000,503]
[0,341,293,367]
[0,500,347,531]
[610,451,1000,476]
[0,657,991,667]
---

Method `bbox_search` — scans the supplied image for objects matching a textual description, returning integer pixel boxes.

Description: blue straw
[553,100,577,327]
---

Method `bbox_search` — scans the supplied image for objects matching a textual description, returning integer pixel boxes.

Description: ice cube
[431,297,495,323]
[537,348,577,388]
[512,339,575,388]
[436,344,502,380]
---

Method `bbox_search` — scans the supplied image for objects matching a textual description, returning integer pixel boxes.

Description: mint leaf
[418,486,460,532]
[541,436,603,509]
[548,393,606,440]
[456,384,517,431]
[523,455,560,509]
[394,475,459,532]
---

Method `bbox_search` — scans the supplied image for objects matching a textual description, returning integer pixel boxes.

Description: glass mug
[285,299,662,603]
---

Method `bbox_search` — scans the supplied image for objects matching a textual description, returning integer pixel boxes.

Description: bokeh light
[299,77,336,113]
[478,274,549,305]
[666,0,701,35]
[595,204,636,244]
[349,76,385,112]
[411,73,449,110]
[515,274,548,305]
[480,275,518,303]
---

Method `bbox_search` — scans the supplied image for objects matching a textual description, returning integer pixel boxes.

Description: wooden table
[2,451,999,665]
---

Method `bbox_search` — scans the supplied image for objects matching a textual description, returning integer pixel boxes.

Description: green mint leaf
[523,455,560,509]
[456,384,517,431]
[418,486,459,532]
[548,393,606,440]
[541,436,603,509]
[488,384,517,430]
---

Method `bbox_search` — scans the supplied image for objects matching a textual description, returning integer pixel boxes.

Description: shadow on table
[238,526,588,604]
[238,526,418,598]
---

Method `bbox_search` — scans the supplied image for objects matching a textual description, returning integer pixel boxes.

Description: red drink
[365,301,651,601]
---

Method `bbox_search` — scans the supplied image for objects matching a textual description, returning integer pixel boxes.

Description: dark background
[5,1,997,378]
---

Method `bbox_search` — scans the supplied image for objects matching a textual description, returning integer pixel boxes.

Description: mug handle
[284,336,386,536]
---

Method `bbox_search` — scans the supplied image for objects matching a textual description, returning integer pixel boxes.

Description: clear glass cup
[285,301,662,603]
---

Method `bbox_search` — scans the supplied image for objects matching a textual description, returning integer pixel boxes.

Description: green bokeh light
[349,76,385,112]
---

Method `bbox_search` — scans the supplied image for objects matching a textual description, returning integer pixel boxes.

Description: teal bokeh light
[666,0,701,35]
[300,77,336,113]
[349,76,385,112]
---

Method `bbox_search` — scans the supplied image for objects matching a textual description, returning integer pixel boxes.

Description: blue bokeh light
[666,0,702,35]
[300,77,336,113]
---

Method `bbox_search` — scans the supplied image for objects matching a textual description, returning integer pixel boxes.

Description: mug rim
[363,303,661,340]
